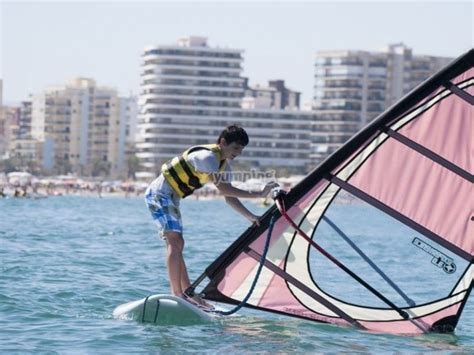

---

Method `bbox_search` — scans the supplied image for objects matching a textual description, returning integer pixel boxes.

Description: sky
[1,0,473,105]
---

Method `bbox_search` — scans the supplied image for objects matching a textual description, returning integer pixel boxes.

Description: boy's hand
[260,182,279,197]
[247,214,260,226]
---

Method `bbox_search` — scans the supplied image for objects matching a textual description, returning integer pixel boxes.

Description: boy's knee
[165,232,184,252]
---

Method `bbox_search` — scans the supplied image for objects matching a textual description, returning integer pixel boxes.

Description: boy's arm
[212,177,278,199]
[224,196,261,226]
[208,171,278,226]
[212,179,279,226]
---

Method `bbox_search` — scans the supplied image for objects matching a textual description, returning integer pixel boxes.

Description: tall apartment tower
[385,43,452,107]
[313,50,387,127]
[18,100,32,139]
[311,50,385,164]
[31,78,137,176]
[1,107,21,158]
[136,36,319,178]
[311,44,452,165]
[136,36,245,179]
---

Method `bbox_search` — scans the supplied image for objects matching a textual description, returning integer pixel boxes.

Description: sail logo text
[412,237,456,274]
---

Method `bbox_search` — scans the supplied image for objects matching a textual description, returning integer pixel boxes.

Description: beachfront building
[8,138,42,163]
[0,97,46,165]
[0,80,5,156]
[384,43,453,107]
[0,106,21,158]
[243,79,300,110]
[136,36,245,179]
[0,81,38,161]
[18,100,33,139]
[136,36,313,180]
[309,118,360,168]
[311,43,452,165]
[30,78,137,177]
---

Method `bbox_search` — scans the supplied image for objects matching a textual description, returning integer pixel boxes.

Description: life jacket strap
[178,157,202,189]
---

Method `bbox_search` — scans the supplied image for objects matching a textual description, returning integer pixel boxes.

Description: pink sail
[190,49,474,335]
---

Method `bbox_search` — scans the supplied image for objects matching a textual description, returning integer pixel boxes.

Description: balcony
[141,63,242,74]
[143,48,242,59]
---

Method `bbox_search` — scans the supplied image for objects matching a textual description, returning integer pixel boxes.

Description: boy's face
[220,140,245,160]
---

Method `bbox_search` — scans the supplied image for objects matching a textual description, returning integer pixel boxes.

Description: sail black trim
[203,266,470,323]
[203,287,348,328]
[443,81,474,105]
[382,127,474,183]
[245,247,365,329]
[446,262,473,330]
[327,174,472,262]
[360,299,464,324]
[207,290,463,330]
[451,275,473,328]
[449,263,472,296]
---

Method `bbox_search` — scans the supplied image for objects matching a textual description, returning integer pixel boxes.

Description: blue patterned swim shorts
[145,185,183,236]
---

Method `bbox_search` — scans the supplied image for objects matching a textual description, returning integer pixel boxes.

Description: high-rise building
[384,43,452,107]
[18,100,32,139]
[30,78,137,176]
[0,80,22,159]
[1,98,43,170]
[136,36,245,179]
[1,107,21,158]
[311,43,452,165]
[136,36,314,179]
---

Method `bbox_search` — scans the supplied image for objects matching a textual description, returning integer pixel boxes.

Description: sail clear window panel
[306,190,468,309]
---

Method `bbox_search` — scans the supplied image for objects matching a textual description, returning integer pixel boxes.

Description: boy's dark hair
[217,125,249,146]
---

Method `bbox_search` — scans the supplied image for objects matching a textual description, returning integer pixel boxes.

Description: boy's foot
[182,293,215,311]
[192,295,215,310]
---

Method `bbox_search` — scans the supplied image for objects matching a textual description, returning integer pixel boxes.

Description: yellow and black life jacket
[161,144,226,198]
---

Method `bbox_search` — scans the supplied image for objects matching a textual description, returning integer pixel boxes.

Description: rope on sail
[215,215,276,316]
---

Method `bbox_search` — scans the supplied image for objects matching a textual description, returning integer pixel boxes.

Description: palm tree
[91,158,111,177]
[126,155,140,180]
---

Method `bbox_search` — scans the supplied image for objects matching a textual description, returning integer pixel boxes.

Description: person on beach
[145,125,277,307]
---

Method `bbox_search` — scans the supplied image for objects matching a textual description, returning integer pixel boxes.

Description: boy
[145,125,277,306]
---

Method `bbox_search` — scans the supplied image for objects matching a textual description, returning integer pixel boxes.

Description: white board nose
[113,294,213,325]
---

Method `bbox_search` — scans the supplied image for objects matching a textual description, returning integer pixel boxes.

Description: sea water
[0,196,472,353]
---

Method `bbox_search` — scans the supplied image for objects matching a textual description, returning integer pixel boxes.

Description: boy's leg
[179,257,191,292]
[164,231,185,296]
[164,232,213,309]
